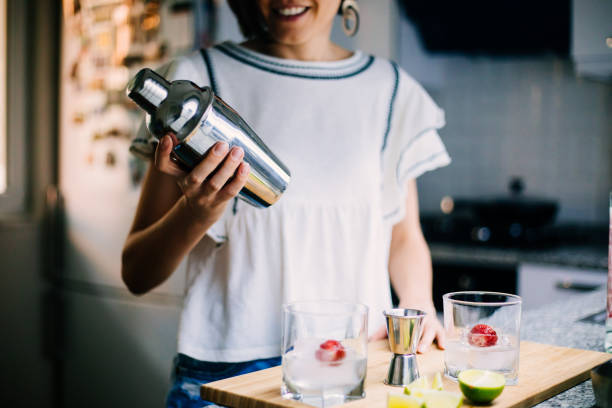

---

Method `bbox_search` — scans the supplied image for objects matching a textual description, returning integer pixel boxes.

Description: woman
[122,1,450,406]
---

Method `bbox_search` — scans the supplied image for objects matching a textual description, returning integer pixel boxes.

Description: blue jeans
[166,353,282,408]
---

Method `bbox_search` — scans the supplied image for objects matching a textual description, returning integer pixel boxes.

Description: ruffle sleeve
[381,63,451,225]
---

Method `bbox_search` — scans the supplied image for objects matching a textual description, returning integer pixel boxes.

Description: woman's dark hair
[227,0,268,39]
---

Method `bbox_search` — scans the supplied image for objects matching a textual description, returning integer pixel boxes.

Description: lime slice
[458,369,505,403]
[406,388,427,398]
[404,375,430,396]
[388,393,425,408]
[431,372,443,391]
[421,390,463,408]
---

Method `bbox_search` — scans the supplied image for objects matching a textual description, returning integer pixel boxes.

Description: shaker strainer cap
[126,68,171,115]
[127,68,214,141]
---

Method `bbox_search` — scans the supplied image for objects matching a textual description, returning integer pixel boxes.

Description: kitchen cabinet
[428,237,608,312]
[61,289,181,408]
[431,259,518,312]
[572,0,612,81]
[518,263,607,310]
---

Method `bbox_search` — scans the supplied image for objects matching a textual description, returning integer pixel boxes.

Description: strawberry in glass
[468,324,498,347]
[315,339,346,362]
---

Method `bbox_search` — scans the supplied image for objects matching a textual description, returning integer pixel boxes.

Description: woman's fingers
[154,135,185,177]
[434,325,446,350]
[180,142,230,197]
[215,162,250,203]
[417,316,445,353]
[417,324,436,353]
[157,137,247,208]
[202,146,244,196]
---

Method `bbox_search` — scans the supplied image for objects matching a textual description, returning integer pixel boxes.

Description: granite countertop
[429,242,608,270]
[522,288,609,407]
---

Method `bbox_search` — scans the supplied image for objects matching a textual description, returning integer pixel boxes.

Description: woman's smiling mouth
[273,6,310,20]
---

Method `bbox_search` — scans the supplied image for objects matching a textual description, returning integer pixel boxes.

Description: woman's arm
[387,179,445,352]
[121,136,249,295]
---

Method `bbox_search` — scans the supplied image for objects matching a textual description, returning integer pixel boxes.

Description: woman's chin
[267,31,313,47]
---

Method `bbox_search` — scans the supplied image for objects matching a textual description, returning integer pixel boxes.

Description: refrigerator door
[61,288,181,408]
[58,0,189,296]
[59,172,187,297]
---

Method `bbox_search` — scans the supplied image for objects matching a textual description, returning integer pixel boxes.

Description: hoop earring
[341,0,360,37]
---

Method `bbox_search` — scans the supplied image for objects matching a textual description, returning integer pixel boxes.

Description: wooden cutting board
[201,341,611,408]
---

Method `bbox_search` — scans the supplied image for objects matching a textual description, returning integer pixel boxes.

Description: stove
[417,213,608,311]
[421,213,608,249]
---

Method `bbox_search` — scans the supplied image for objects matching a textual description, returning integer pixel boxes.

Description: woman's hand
[416,311,445,353]
[155,134,250,224]
[400,303,445,353]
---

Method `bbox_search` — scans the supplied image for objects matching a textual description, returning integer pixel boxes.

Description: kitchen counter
[422,216,608,271]
[430,242,607,270]
[200,290,608,408]
[521,288,609,407]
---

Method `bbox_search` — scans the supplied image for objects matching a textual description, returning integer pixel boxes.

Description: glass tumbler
[281,301,368,407]
[443,291,522,385]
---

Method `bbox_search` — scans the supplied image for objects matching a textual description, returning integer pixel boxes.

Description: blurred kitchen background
[0,0,610,407]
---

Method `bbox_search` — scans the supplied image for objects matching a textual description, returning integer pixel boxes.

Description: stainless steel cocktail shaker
[126,68,291,208]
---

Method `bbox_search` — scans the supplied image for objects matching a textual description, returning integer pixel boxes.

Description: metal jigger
[383,309,426,386]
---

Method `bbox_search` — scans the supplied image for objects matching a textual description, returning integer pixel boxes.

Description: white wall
[353,0,398,60]
[396,10,612,224]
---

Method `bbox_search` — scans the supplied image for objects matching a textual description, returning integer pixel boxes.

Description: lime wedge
[388,393,425,408]
[458,369,505,403]
[404,375,430,396]
[421,390,463,408]
[406,388,427,398]
[431,372,443,391]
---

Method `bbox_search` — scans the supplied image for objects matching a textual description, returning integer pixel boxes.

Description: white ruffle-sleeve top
[132,42,451,362]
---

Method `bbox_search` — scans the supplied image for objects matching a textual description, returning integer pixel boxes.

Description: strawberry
[468,324,498,347]
[315,339,346,362]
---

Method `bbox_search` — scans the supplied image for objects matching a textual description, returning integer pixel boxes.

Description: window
[0,0,6,194]
[0,0,26,213]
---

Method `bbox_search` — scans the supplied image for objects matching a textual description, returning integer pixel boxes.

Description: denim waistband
[173,353,282,383]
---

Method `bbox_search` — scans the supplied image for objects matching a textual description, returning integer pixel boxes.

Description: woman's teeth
[277,7,307,16]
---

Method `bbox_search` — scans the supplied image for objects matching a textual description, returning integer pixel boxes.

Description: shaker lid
[127,68,214,141]
[126,68,171,115]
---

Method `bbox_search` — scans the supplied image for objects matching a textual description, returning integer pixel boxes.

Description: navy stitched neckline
[214,42,374,80]
[381,61,400,153]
